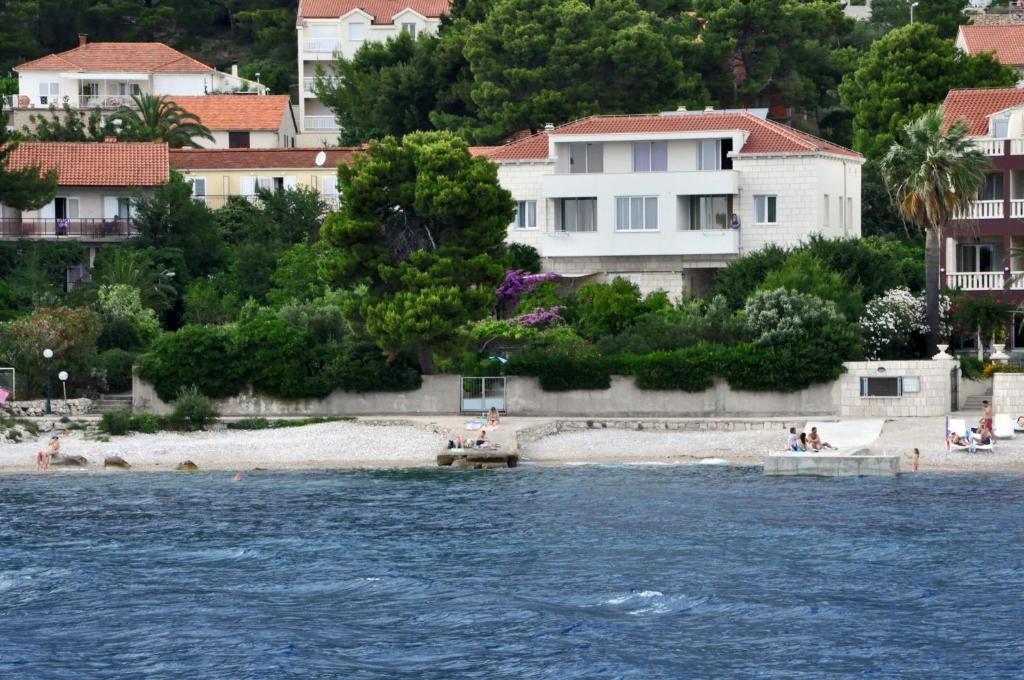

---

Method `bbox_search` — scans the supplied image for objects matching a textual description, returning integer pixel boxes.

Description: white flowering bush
[744,288,848,347]
[859,287,928,360]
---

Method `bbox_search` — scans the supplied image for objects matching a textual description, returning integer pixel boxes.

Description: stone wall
[837,360,957,417]
[992,373,1024,416]
[132,374,461,417]
[5,398,93,417]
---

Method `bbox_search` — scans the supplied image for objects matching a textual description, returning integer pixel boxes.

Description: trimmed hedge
[627,345,721,392]
[507,352,612,391]
[97,349,136,393]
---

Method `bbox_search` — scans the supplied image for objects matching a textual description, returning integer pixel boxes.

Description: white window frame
[557,198,597,232]
[846,197,853,231]
[348,22,366,41]
[514,200,537,229]
[39,81,59,104]
[401,22,417,38]
[992,117,1009,138]
[698,139,721,171]
[823,194,829,227]
[754,195,777,225]
[569,143,603,174]
[189,176,207,203]
[859,376,903,398]
[54,196,80,220]
[615,196,658,232]
[632,141,668,172]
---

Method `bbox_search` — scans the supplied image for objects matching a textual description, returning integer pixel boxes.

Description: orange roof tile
[15,42,213,73]
[958,25,1024,66]
[166,95,291,131]
[485,112,861,161]
[298,0,450,24]
[4,141,169,186]
[942,87,1024,136]
[170,147,359,170]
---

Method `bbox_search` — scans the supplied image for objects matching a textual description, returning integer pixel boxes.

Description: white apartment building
[295,0,449,144]
[482,109,864,298]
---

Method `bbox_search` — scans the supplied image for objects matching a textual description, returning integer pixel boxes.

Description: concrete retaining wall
[132,373,462,417]
[992,373,1024,416]
[837,360,957,417]
[763,454,900,477]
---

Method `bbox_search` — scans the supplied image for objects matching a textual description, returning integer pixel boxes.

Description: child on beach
[787,427,799,452]
[912,448,920,472]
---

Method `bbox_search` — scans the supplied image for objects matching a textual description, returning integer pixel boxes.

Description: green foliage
[839,23,1016,159]
[959,355,986,381]
[506,327,611,390]
[111,94,214,147]
[226,415,354,430]
[169,385,219,431]
[0,306,102,398]
[745,288,857,351]
[951,294,1016,344]
[506,243,542,273]
[85,246,182,313]
[322,131,514,372]
[870,0,967,39]
[236,311,337,399]
[96,284,160,344]
[99,409,134,436]
[138,324,244,401]
[568,278,668,340]
[712,244,790,310]
[596,295,744,354]
[760,252,863,320]
[0,101,58,210]
[182,279,240,326]
[0,240,86,312]
[266,242,329,307]
[97,348,136,392]
[330,341,423,392]
[24,102,114,141]
[628,344,722,392]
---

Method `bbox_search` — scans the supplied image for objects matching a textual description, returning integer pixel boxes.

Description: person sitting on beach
[487,407,501,427]
[950,432,970,447]
[786,427,799,452]
[475,431,498,450]
[447,435,465,450]
[970,428,993,446]
[37,434,59,471]
[1017,415,1024,429]
[807,427,834,451]
[798,432,810,452]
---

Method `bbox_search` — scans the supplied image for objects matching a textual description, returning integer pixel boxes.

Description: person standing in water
[912,448,920,473]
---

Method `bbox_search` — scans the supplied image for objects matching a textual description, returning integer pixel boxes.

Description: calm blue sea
[0,466,1021,679]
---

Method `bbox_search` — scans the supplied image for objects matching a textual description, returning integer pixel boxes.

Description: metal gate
[461,376,506,414]
[950,367,959,412]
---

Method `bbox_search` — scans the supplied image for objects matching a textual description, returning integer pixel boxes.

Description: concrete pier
[763,451,900,477]
[437,451,519,469]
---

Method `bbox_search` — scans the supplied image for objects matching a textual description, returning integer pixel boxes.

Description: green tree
[567,277,667,340]
[870,0,967,39]
[0,101,58,210]
[880,108,989,354]
[113,94,214,148]
[839,23,1016,159]
[23,102,114,141]
[0,306,102,398]
[759,251,864,320]
[321,131,514,372]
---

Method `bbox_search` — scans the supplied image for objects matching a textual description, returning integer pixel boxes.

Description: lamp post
[42,348,54,414]
[910,2,919,23]
[58,371,68,413]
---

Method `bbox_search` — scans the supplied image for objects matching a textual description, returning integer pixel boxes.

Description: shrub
[859,287,928,360]
[597,296,743,355]
[628,344,723,391]
[505,243,542,273]
[959,356,986,381]
[0,306,102,398]
[760,252,864,320]
[331,341,423,392]
[237,313,336,399]
[567,278,670,340]
[169,385,219,431]
[137,324,244,401]
[98,316,144,352]
[131,412,161,434]
[97,349,136,393]
[99,409,134,436]
[506,328,611,391]
[227,417,271,430]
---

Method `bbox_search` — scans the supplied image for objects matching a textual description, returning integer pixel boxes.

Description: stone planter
[932,344,954,361]
[991,343,1009,364]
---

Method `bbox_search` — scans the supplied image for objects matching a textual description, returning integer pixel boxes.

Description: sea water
[0,466,1021,678]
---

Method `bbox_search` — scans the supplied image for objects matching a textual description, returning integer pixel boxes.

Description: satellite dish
[315,150,327,167]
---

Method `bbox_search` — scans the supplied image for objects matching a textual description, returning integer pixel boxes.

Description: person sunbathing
[487,407,501,427]
[950,432,970,447]
[807,427,834,451]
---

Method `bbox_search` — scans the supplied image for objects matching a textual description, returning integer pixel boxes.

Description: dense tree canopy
[870,0,968,39]
[0,103,57,210]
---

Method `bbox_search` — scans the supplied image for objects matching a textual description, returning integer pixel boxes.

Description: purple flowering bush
[495,269,560,308]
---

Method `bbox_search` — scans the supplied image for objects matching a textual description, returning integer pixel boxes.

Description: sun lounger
[993,414,1015,439]
[1015,417,1024,433]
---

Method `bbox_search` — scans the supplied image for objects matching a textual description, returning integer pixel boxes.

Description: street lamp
[42,348,53,414]
[910,2,919,23]
[58,371,68,413]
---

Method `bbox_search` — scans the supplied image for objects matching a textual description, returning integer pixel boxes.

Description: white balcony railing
[1012,199,1024,218]
[303,77,317,95]
[956,199,1003,220]
[5,93,139,109]
[1012,139,1024,156]
[973,138,1006,156]
[945,271,1006,291]
[304,38,341,53]
[304,115,339,131]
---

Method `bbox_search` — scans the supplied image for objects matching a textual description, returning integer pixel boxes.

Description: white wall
[499,161,554,253]
[195,130,287,150]
[151,73,209,95]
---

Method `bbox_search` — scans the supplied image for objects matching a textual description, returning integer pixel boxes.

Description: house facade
[169,147,357,209]
[0,140,168,256]
[8,36,267,131]
[164,96,298,149]
[295,0,449,145]
[482,109,863,298]
[942,87,1024,348]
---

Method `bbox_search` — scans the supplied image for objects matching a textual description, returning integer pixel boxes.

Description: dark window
[980,172,1004,201]
[228,131,251,149]
[721,138,733,169]
[860,377,902,397]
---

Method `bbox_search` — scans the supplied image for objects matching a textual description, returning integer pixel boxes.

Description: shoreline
[3,417,1024,475]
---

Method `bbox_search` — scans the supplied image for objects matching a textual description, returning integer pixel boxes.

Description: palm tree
[880,108,989,355]
[112,94,214,148]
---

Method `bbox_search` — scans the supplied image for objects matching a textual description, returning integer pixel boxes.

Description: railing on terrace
[4,94,140,109]
[944,271,1024,291]
[1013,139,1024,156]
[194,194,340,211]
[973,138,1006,156]
[0,218,135,240]
[956,199,1003,220]
[1012,199,1024,219]
[304,115,340,131]
[303,77,338,95]
[304,38,341,53]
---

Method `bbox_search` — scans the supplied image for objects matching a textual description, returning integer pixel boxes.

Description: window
[616,196,657,231]
[980,172,1004,201]
[860,377,902,398]
[846,197,853,230]
[116,197,131,219]
[956,241,1000,272]
[556,198,597,232]
[401,22,417,38]
[514,200,537,229]
[54,197,79,220]
[754,195,777,224]
[118,82,141,96]
[686,195,731,230]
[228,131,251,149]
[822,194,829,227]
[838,196,844,228]
[38,82,59,104]
[993,117,1009,138]
[569,143,603,174]
[348,22,366,41]
[698,139,721,171]
[189,177,207,203]
[633,142,668,172]
[321,175,338,196]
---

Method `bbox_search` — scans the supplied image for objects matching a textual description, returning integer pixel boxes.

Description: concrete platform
[764,451,900,477]
[437,450,519,469]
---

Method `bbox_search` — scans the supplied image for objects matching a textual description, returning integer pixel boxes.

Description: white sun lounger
[947,417,995,450]
[993,414,1015,439]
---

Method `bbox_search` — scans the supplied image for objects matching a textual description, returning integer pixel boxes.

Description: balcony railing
[1013,139,1024,156]
[956,199,1003,220]
[194,194,340,210]
[304,115,339,131]
[973,138,1006,156]
[0,218,135,240]
[5,94,140,110]
[1012,199,1024,219]
[303,77,338,95]
[304,38,342,53]
[945,271,1024,291]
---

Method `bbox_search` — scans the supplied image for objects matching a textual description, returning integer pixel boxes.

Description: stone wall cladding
[992,373,1024,416]
[498,161,553,253]
[838,360,957,418]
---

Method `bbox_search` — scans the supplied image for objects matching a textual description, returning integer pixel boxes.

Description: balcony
[304,115,339,131]
[5,93,140,110]
[973,138,1006,156]
[542,170,739,200]
[542,228,739,259]
[0,218,135,241]
[304,38,342,54]
[956,199,1003,220]
[945,271,1024,291]
[1012,199,1024,219]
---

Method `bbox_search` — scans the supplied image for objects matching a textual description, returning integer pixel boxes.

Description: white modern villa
[295,0,449,144]
[482,108,864,298]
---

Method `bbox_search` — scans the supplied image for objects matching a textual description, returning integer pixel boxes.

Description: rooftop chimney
[231,63,238,78]
[78,33,88,47]
[704,105,714,113]
[103,136,117,143]
[677,106,687,112]
[543,123,554,131]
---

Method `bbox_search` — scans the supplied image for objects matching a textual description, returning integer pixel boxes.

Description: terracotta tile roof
[943,87,1024,136]
[170,147,359,170]
[467,146,499,157]
[4,141,169,186]
[957,25,1024,66]
[298,0,450,23]
[15,42,213,73]
[485,112,861,161]
[166,95,291,131]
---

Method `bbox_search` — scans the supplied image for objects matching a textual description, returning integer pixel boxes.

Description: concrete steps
[92,393,132,414]
[961,395,992,412]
